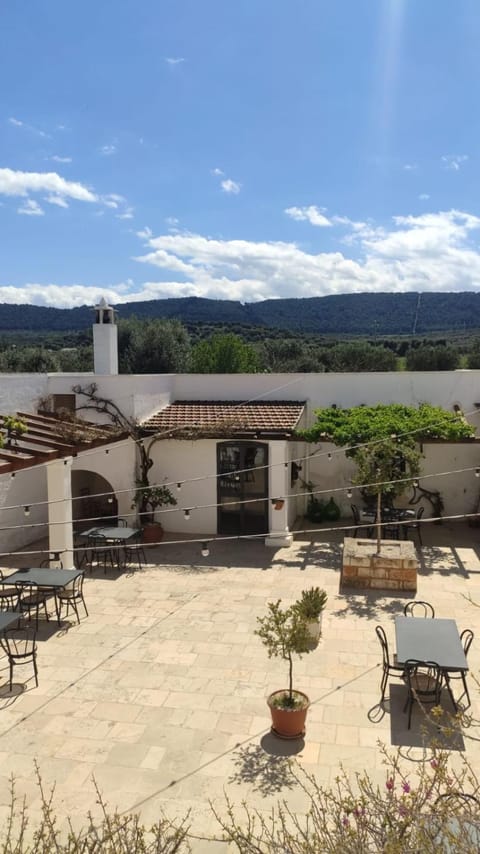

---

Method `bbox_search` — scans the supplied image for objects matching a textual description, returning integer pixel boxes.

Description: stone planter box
[342,537,418,592]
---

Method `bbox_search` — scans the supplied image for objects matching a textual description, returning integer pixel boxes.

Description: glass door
[217,442,268,535]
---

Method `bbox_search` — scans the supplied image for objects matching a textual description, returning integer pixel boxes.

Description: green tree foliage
[300,403,475,447]
[118,317,191,373]
[467,337,480,369]
[191,333,259,373]
[324,341,397,372]
[405,345,460,371]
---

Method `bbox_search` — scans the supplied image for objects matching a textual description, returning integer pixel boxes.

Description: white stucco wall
[0,374,49,415]
[0,465,48,558]
[46,373,175,424]
[152,439,218,534]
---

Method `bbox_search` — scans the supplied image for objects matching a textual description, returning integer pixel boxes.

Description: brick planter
[342,537,418,592]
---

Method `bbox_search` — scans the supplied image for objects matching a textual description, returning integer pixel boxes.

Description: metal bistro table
[395,616,468,710]
[1,568,83,626]
[81,527,143,570]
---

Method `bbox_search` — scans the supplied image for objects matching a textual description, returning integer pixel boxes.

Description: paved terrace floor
[0,521,479,850]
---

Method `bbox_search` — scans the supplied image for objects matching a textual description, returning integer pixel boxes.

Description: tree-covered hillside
[1,291,480,335]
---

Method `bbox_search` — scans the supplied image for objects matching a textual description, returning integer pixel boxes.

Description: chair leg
[82,597,89,618]
[33,656,38,687]
[9,661,13,691]
[380,668,388,703]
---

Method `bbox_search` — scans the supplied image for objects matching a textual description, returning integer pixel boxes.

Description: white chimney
[93,298,118,375]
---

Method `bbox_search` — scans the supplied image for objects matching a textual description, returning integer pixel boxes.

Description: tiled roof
[141,400,306,438]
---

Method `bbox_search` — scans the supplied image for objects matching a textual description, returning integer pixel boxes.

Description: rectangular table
[395,616,468,672]
[0,611,21,632]
[2,568,82,589]
[81,527,142,570]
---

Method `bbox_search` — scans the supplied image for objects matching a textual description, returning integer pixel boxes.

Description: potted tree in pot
[255,600,311,739]
[294,587,328,645]
[132,482,177,544]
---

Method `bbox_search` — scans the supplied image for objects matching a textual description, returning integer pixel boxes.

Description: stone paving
[0,522,479,849]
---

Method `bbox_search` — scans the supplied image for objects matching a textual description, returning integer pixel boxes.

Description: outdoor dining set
[376,600,474,728]
[0,564,87,692]
[351,502,424,543]
[74,521,146,572]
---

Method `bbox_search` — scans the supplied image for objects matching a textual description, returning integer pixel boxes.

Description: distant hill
[0,292,479,335]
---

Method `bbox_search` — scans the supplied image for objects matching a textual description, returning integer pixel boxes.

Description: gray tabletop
[2,568,82,589]
[0,611,20,632]
[82,527,141,541]
[395,616,468,672]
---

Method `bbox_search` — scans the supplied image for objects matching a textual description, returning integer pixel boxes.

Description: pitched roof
[140,400,306,439]
[0,411,127,475]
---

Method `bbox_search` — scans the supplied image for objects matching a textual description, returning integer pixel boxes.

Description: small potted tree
[132,482,177,543]
[294,587,328,644]
[255,600,311,739]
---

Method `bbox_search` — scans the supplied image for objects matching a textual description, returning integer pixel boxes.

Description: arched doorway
[72,470,118,531]
[217,442,268,535]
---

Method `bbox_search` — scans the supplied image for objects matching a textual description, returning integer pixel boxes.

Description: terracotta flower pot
[141,523,164,544]
[267,689,310,739]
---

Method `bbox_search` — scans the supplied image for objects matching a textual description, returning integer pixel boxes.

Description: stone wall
[342,537,418,592]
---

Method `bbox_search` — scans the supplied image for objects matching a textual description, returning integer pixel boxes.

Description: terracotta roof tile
[141,400,305,438]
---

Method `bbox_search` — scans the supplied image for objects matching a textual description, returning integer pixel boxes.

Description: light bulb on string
[346,488,353,499]
[24,506,30,517]
[201,542,210,557]
[184,509,191,520]
[327,453,332,461]
[413,479,419,488]
[177,482,182,491]
[476,469,480,479]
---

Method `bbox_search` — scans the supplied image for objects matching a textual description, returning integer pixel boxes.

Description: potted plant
[132,482,177,543]
[294,587,328,644]
[255,600,311,739]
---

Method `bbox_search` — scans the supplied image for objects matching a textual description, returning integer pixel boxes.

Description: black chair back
[375,625,390,667]
[404,600,435,618]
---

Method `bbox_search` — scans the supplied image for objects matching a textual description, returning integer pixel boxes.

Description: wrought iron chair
[375,625,405,704]
[15,581,50,630]
[443,629,474,710]
[55,573,88,625]
[405,506,425,546]
[124,531,147,571]
[403,659,443,729]
[350,504,361,537]
[403,600,435,618]
[0,626,38,690]
[0,570,20,611]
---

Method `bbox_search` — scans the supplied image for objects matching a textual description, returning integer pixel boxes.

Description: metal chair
[375,625,405,703]
[0,570,20,611]
[117,518,128,527]
[40,557,64,569]
[443,629,474,710]
[350,504,361,537]
[124,531,147,571]
[403,600,435,618]
[405,506,425,546]
[55,573,88,625]
[15,582,50,630]
[403,659,443,729]
[0,626,38,690]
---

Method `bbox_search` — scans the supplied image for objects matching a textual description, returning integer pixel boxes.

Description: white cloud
[18,198,44,216]
[50,155,72,163]
[285,205,332,227]
[133,208,480,300]
[419,193,430,201]
[100,144,117,156]
[442,154,468,171]
[165,57,185,65]
[0,283,133,308]
[403,163,418,171]
[8,116,48,138]
[0,167,97,202]
[116,207,134,220]
[211,167,224,176]
[165,216,179,227]
[44,194,69,208]
[221,178,241,194]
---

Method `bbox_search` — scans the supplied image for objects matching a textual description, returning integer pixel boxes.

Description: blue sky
[1,0,480,308]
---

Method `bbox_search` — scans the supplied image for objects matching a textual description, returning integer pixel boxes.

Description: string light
[107,496,114,504]
[177,482,182,491]
[413,479,419,488]
[475,469,480,478]
[24,506,30,517]
[346,488,353,499]
[327,453,332,461]
[184,509,191,520]
[201,542,210,557]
